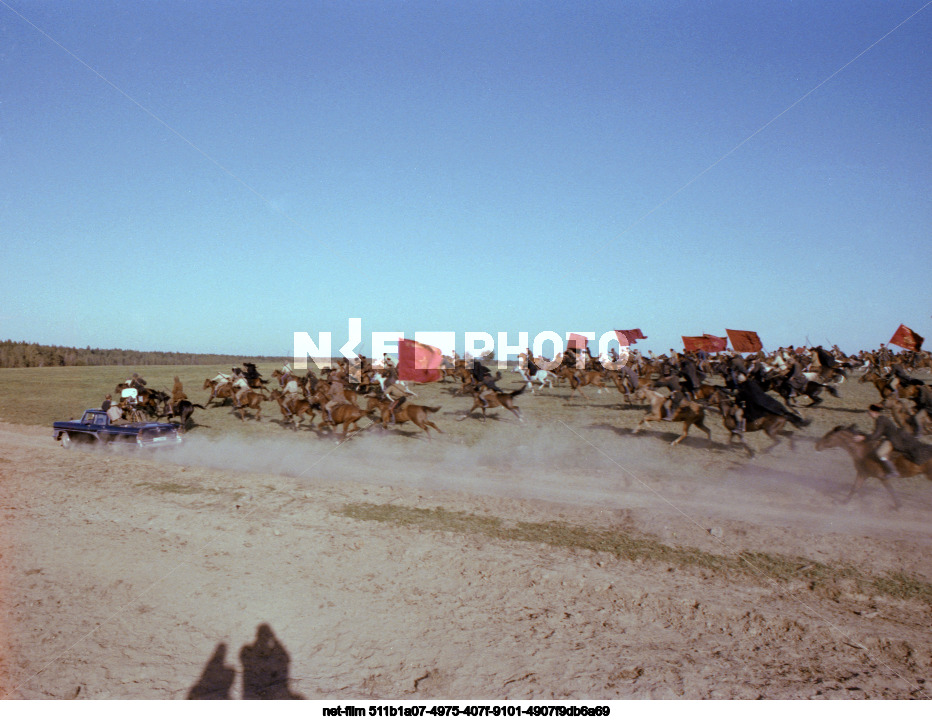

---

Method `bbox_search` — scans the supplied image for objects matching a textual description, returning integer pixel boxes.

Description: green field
[0,363,542,443]
[0,363,918,458]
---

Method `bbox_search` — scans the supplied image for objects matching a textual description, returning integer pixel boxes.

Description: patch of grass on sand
[136,481,202,495]
[337,502,932,605]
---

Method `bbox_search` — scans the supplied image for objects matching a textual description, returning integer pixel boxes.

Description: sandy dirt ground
[1,383,931,700]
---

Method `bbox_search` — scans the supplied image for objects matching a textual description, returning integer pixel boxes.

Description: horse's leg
[671,420,691,446]
[878,477,901,510]
[696,418,713,445]
[843,473,868,504]
[764,435,782,454]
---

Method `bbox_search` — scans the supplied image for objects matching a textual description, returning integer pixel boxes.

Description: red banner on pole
[889,324,924,351]
[726,329,762,353]
[567,333,590,351]
[397,338,443,382]
[615,329,647,346]
[702,334,727,352]
[682,334,728,353]
[682,336,707,352]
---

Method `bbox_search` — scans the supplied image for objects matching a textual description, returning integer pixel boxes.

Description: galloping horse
[815,425,932,509]
[366,396,443,440]
[859,367,921,401]
[706,388,793,458]
[555,367,607,401]
[632,387,712,446]
[231,390,268,422]
[268,388,317,430]
[159,399,205,432]
[458,385,525,422]
[203,378,235,407]
[317,402,373,440]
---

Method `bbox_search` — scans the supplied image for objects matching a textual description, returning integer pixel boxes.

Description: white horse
[516,354,558,393]
[515,367,557,393]
[372,371,417,398]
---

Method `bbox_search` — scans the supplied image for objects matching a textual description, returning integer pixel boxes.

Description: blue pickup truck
[53,409,183,449]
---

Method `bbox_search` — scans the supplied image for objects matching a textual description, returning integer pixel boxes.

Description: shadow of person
[187,642,236,699]
[239,623,304,699]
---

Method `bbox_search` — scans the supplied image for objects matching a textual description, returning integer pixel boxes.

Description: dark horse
[160,399,206,432]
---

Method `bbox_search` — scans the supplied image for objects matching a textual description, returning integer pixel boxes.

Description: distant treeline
[0,340,281,368]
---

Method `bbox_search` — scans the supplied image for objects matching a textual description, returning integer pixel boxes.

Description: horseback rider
[472,359,502,409]
[655,367,685,420]
[387,394,406,424]
[678,354,704,398]
[865,403,932,478]
[784,360,809,399]
[281,376,301,415]
[526,348,540,376]
[231,373,250,406]
[735,373,808,431]
[323,374,348,424]
[889,363,922,396]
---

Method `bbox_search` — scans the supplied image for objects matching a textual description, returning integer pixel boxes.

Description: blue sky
[1,1,930,358]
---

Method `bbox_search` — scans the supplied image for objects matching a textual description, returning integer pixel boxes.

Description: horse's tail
[824,384,839,398]
[191,403,207,409]
[424,406,441,414]
[507,386,526,398]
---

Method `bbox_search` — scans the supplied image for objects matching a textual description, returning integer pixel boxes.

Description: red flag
[702,334,727,352]
[567,333,590,351]
[726,329,762,353]
[615,329,646,346]
[397,338,443,383]
[682,336,708,352]
[890,324,924,351]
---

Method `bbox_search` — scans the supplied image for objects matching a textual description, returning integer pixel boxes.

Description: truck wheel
[60,431,72,449]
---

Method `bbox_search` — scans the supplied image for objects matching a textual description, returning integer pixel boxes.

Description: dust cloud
[137,423,932,544]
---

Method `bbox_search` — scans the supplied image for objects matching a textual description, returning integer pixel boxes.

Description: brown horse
[269,388,316,430]
[458,386,525,422]
[366,396,443,440]
[632,387,711,446]
[707,388,793,458]
[555,367,607,400]
[231,390,268,421]
[203,378,235,406]
[815,425,932,509]
[606,369,649,402]
[859,368,921,401]
[317,402,373,440]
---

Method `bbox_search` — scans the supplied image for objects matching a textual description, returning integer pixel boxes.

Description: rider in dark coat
[736,375,809,427]
[865,404,932,476]
[655,370,686,420]
[472,359,502,407]
[678,356,704,395]
[814,346,837,370]
[525,349,540,376]
[786,361,809,393]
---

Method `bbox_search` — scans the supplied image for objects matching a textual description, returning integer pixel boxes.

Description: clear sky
[2,1,930,358]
